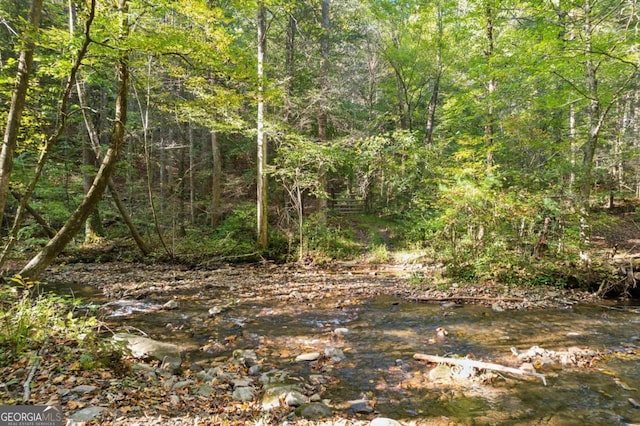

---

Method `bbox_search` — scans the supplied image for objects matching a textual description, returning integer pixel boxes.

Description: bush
[0,275,107,367]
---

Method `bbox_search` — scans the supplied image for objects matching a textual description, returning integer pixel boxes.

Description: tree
[257,0,268,249]
[20,0,130,279]
[0,0,42,230]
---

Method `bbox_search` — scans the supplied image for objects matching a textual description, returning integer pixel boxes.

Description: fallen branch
[413,353,547,386]
[23,338,49,402]
[413,296,525,303]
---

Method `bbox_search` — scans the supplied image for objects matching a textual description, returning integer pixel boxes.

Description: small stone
[428,365,451,382]
[370,418,403,426]
[324,347,346,362]
[162,300,179,310]
[296,402,333,420]
[196,384,214,396]
[349,399,374,414]
[232,377,253,388]
[208,305,227,316]
[196,371,214,381]
[70,385,97,394]
[295,352,321,362]
[262,385,303,410]
[171,380,194,391]
[333,327,349,336]
[232,386,256,402]
[284,390,307,407]
[69,406,106,422]
[248,364,262,376]
[259,369,289,385]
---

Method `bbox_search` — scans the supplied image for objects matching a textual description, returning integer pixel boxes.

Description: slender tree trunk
[317,0,330,221]
[0,0,43,231]
[484,1,496,171]
[257,1,268,249]
[210,131,222,227]
[284,10,296,122]
[580,4,599,202]
[82,142,104,243]
[78,78,150,255]
[20,0,130,279]
[425,3,444,145]
[188,125,195,224]
[0,0,94,269]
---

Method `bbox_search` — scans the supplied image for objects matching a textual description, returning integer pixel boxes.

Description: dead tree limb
[413,353,547,385]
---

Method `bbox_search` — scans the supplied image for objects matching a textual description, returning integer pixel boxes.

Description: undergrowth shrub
[0,275,112,368]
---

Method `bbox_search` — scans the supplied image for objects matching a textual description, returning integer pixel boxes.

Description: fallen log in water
[413,353,547,386]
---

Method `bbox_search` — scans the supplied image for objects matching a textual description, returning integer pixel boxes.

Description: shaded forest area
[0,0,638,294]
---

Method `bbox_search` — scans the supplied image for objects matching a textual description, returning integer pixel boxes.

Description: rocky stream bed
[1,261,639,425]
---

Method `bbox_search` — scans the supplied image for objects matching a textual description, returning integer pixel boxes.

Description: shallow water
[50,281,640,425]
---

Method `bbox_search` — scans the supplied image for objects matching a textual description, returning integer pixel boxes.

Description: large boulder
[113,333,182,372]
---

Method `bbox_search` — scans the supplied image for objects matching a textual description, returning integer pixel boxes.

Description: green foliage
[302,214,362,261]
[0,275,105,367]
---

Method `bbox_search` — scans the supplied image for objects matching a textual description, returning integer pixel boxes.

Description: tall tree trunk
[20,0,130,279]
[78,78,150,255]
[210,131,222,227]
[0,0,94,269]
[82,142,104,243]
[425,2,444,145]
[188,125,195,224]
[0,0,43,231]
[580,0,599,202]
[484,1,496,171]
[317,0,330,221]
[284,10,296,123]
[257,1,268,249]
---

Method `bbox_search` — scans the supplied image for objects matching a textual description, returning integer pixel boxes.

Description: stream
[51,277,640,425]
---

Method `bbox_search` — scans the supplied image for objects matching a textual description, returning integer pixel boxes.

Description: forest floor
[1,210,639,425]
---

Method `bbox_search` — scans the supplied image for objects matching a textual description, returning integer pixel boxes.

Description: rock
[196,371,214,381]
[162,299,179,310]
[285,390,307,407]
[296,402,333,420]
[113,333,182,373]
[70,385,97,394]
[259,370,290,386]
[295,352,321,362]
[324,346,346,362]
[208,305,229,317]
[68,406,106,422]
[370,418,403,426]
[428,365,451,382]
[262,385,305,410]
[248,364,262,376]
[196,384,214,396]
[172,380,194,391]
[232,386,256,402]
[333,327,349,336]
[349,399,374,414]
[233,349,258,366]
[232,377,253,388]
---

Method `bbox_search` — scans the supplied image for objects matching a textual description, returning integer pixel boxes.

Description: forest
[0,0,639,424]
[0,0,638,283]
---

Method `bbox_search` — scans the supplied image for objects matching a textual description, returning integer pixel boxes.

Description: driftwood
[413,296,525,303]
[413,353,547,386]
